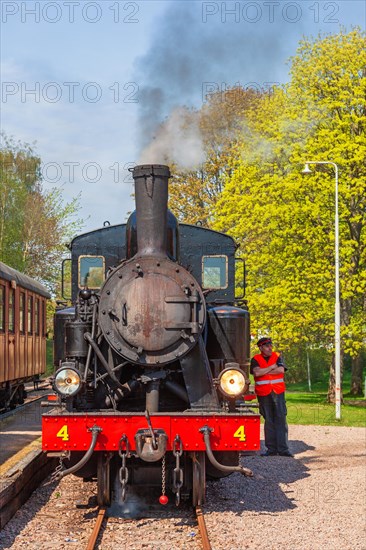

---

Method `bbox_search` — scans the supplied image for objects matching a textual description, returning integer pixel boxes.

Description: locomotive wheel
[97,452,112,506]
[191,452,206,507]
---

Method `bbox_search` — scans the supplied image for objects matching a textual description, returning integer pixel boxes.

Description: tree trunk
[350,354,364,396]
[327,352,344,403]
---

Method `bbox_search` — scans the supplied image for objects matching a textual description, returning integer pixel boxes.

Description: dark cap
[257,337,272,347]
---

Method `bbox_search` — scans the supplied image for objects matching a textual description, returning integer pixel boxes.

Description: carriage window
[35,298,40,335]
[28,296,33,334]
[8,288,15,332]
[20,292,26,334]
[79,256,105,289]
[202,255,228,289]
[0,285,5,332]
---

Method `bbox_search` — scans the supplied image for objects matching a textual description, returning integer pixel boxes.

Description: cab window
[202,255,228,289]
[79,256,105,289]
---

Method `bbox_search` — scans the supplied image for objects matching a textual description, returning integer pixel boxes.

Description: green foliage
[285,392,365,427]
[214,29,366,365]
[285,359,366,427]
[282,346,330,385]
[45,338,54,377]
[0,134,83,293]
[287,359,359,391]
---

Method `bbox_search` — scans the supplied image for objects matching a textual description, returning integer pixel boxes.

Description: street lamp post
[302,161,341,420]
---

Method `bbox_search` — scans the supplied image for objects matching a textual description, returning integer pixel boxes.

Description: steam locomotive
[42,165,260,510]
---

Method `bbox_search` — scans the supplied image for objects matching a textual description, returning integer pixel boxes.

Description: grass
[45,338,54,377]
[286,392,365,427]
[286,371,366,427]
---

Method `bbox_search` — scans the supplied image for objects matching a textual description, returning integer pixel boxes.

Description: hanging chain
[47,451,70,485]
[172,435,183,506]
[161,455,166,496]
[118,434,130,502]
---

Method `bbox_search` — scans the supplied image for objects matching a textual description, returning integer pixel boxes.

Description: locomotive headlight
[54,366,81,397]
[218,368,247,398]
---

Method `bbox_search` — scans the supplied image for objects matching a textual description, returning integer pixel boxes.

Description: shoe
[260,451,278,456]
[278,452,294,457]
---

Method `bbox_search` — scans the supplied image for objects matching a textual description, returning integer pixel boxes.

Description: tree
[0,134,82,292]
[288,28,366,399]
[214,29,366,401]
[350,353,365,396]
[168,87,262,226]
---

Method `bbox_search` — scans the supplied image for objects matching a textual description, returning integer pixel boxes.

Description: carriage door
[0,284,6,379]
[19,292,26,379]
[34,297,40,374]
[8,287,16,380]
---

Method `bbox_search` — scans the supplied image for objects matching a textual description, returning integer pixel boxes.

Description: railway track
[195,506,212,550]
[0,394,44,417]
[86,506,107,550]
[0,382,50,417]
[85,505,212,550]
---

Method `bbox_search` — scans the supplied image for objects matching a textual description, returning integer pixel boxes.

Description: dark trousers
[258,391,289,454]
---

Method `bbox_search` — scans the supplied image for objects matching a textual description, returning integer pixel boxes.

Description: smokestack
[132,164,171,258]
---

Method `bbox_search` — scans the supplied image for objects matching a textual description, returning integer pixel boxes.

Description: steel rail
[195,506,212,550]
[86,506,107,550]
[0,393,47,418]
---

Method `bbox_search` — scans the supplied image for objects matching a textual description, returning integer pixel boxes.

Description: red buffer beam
[43,413,260,452]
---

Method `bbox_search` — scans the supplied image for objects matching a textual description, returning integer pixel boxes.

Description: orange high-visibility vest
[253,351,285,396]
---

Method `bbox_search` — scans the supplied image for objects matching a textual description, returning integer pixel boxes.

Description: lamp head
[302,163,312,174]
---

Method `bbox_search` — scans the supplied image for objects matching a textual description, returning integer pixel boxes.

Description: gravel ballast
[0,424,365,549]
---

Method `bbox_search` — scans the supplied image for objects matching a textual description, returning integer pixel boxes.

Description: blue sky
[1,1,365,232]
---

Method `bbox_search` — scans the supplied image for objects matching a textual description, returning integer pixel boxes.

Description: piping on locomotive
[42,164,260,508]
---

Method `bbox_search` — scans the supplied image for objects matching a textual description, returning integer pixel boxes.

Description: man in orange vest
[250,337,293,457]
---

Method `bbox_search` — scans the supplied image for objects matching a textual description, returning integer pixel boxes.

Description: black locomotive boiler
[42,164,260,509]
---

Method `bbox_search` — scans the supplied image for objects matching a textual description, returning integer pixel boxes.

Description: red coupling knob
[159,495,169,505]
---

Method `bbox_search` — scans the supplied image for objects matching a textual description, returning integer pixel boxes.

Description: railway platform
[0,396,43,466]
[0,384,56,529]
